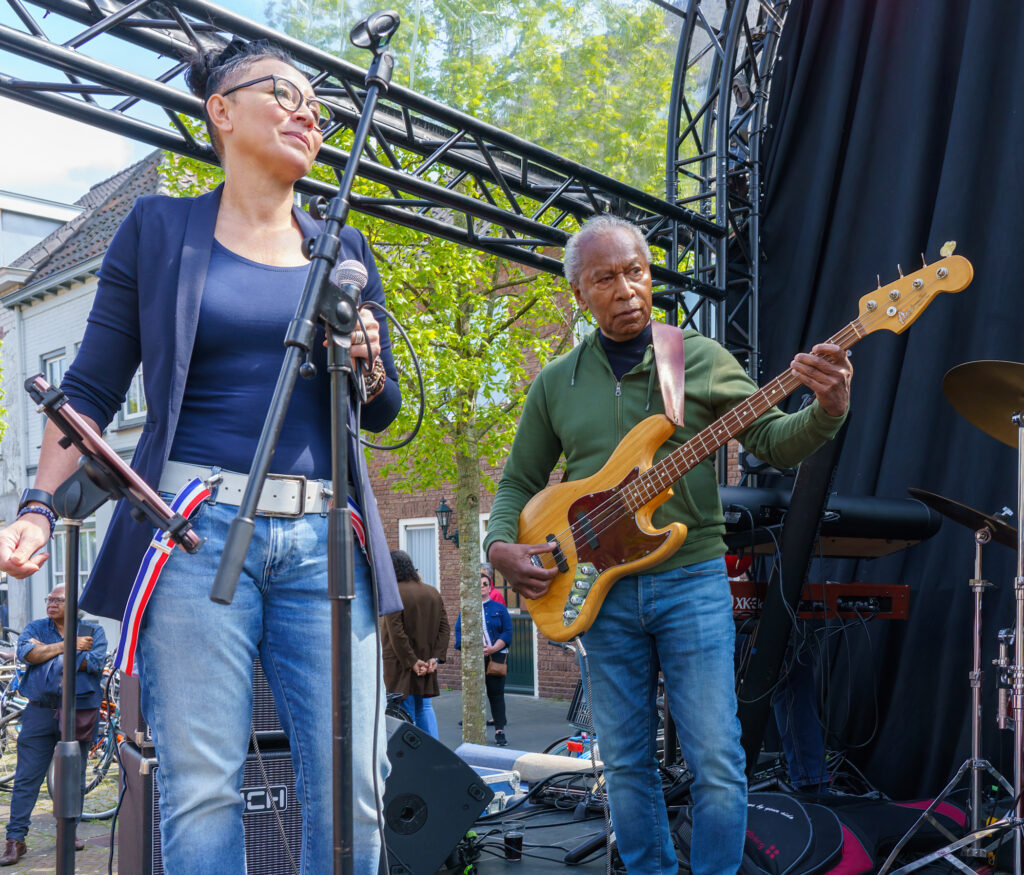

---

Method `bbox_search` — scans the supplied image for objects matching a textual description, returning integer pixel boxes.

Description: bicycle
[0,655,27,788]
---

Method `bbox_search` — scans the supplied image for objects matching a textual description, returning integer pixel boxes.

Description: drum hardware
[996,628,1015,731]
[879,518,1014,872]
[883,362,1024,873]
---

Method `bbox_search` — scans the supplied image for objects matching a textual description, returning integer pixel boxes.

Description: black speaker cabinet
[382,717,494,875]
[120,657,286,750]
[118,740,302,875]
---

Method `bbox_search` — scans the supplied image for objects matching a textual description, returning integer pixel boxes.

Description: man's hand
[413,659,429,676]
[0,517,52,579]
[427,658,438,674]
[76,636,94,652]
[483,644,499,656]
[790,342,852,417]
[489,541,557,600]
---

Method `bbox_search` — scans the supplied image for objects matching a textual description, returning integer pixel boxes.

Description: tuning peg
[921,253,927,268]
[876,274,881,289]
[897,264,904,278]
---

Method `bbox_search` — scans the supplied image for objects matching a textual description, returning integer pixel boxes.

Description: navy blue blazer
[63,185,403,621]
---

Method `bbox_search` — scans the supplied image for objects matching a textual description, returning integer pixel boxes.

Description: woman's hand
[0,516,52,579]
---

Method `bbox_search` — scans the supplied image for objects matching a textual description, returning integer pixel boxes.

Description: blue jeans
[137,499,388,875]
[6,704,89,841]
[581,557,746,875]
[400,695,438,738]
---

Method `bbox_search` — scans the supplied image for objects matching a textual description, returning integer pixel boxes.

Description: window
[119,367,147,426]
[42,349,67,389]
[398,518,439,590]
[49,522,97,591]
[1,211,62,266]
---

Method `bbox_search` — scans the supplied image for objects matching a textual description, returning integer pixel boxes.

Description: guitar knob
[937,267,949,278]
[889,289,900,301]
[865,300,877,311]
[912,278,924,290]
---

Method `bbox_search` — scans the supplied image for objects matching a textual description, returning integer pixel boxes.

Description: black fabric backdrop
[759,0,1024,798]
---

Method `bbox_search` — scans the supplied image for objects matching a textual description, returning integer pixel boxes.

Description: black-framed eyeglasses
[219,74,334,133]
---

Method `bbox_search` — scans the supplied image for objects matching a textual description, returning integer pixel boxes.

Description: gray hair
[563,215,653,286]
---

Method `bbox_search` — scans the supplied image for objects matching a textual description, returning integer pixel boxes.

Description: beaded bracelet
[363,357,387,398]
[17,505,57,538]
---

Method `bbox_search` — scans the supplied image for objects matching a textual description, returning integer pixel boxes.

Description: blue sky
[0,0,268,203]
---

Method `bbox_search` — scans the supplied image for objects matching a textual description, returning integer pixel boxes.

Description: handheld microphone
[330,259,368,301]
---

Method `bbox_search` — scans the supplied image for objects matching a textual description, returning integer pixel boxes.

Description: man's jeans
[138,499,388,875]
[582,557,747,875]
[6,704,88,841]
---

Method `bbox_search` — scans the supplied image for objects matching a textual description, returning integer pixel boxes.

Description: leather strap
[652,321,686,426]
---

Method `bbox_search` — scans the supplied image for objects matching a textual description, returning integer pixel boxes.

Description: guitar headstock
[856,255,973,335]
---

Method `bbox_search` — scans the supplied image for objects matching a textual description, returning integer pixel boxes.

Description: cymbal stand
[885,412,1024,874]
[879,529,1014,873]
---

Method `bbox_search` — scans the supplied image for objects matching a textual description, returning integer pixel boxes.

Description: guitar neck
[624,319,865,509]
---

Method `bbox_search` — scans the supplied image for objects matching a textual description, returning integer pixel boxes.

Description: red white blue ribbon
[115,477,211,677]
[348,494,366,550]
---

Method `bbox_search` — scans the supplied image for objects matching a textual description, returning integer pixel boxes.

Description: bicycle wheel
[543,735,598,760]
[0,707,23,787]
[45,711,123,821]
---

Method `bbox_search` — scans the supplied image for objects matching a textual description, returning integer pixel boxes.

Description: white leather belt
[159,461,331,518]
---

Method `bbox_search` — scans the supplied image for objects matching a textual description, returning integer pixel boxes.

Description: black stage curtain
[760,0,1024,798]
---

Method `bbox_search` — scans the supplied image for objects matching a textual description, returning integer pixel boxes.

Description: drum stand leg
[879,529,1013,874]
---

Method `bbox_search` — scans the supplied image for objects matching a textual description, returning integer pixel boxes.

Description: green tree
[163,0,681,739]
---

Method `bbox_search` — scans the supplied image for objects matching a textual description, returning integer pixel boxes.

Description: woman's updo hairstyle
[185,37,295,157]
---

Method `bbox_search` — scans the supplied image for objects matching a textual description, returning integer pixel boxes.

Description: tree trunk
[456,420,487,745]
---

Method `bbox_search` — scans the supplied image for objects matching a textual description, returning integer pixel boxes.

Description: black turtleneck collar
[597,322,653,381]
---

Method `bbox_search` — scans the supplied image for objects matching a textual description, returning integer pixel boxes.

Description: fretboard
[620,319,864,512]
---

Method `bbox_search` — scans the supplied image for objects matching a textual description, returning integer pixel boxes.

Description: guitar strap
[651,320,686,426]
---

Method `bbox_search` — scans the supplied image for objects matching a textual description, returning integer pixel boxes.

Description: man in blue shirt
[0,585,107,865]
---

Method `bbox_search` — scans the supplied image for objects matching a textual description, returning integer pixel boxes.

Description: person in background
[382,550,450,738]
[482,562,506,605]
[0,585,107,865]
[455,565,514,746]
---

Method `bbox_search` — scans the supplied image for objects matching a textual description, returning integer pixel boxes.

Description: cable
[351,300,426,452]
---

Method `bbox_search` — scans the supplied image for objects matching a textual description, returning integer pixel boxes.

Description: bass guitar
[517,254,973,641]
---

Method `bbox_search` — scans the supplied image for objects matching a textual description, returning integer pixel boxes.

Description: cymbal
[907,487,1017,549]
[943,360,1024,448]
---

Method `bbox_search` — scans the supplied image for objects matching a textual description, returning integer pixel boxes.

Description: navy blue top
[18,617,108,708]
[454,599,513,654]
[58,189,404,621]
[168,241,333,479]
[598,322,653,380]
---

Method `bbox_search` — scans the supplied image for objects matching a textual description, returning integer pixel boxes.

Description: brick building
[0,153,585,699]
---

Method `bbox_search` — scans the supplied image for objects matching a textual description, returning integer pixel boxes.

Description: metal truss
[0,0,725,305]
[667,0,790,375]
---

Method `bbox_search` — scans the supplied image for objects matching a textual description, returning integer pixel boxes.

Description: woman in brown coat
[383,550,451,738]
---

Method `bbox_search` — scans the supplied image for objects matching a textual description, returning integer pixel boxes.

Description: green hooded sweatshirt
[484,327,847,574]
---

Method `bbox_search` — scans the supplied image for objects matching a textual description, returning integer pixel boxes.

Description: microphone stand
[209,13,399,875]
[23,375,204,874]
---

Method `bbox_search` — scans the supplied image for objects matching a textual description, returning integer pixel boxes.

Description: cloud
[0,97,143,203]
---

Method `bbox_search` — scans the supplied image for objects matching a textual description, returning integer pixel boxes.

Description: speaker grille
[148,747,302,874]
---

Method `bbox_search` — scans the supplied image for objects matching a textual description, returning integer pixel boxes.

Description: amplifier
[120,657,287,750]
[118,740,301,875]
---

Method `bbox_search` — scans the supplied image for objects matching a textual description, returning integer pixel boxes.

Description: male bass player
[485,215,851,875]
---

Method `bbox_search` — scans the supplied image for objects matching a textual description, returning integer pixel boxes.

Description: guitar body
[518,415,689,641]
[514,254,973,642]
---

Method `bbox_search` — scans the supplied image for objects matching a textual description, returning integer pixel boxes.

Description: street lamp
[435,498,459,547]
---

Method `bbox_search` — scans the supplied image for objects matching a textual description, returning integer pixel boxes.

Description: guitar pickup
[574,512,601,551]
[547,535,570,574]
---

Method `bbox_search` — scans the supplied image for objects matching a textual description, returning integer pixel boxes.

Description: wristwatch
[18,488,54,514]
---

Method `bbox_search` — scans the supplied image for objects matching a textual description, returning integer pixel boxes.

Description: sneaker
[494,729,508,746]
